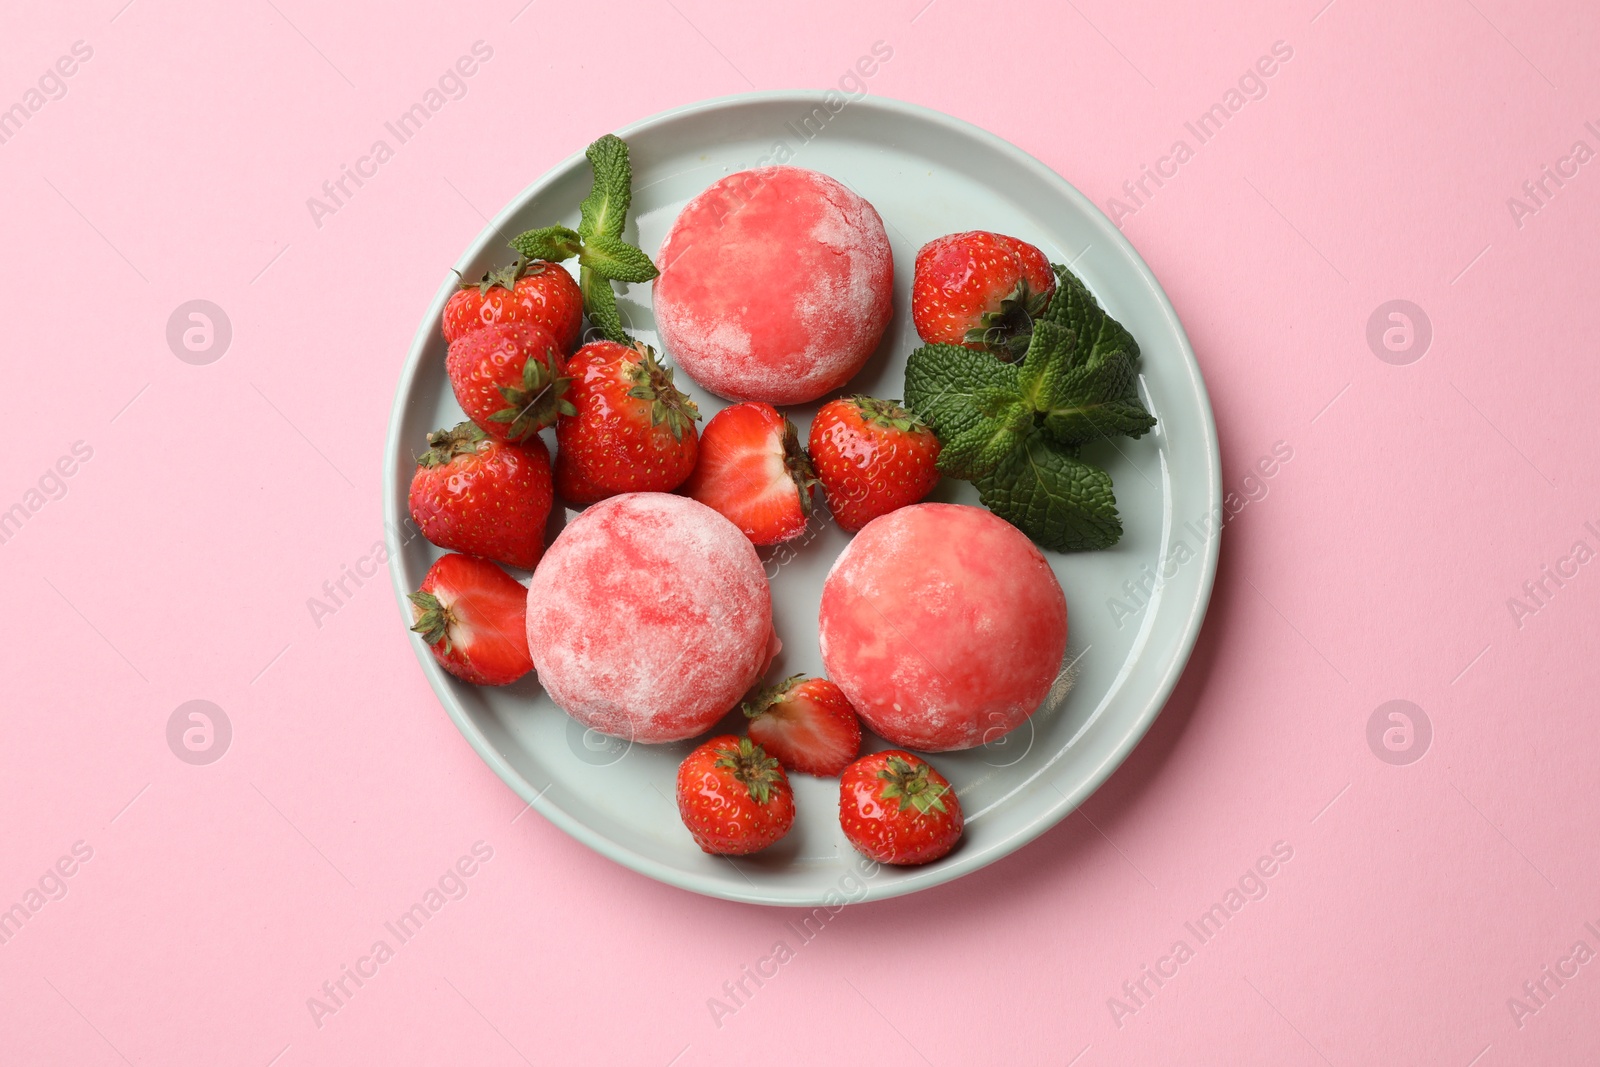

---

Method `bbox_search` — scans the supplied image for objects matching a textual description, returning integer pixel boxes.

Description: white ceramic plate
[385,92,1220,906]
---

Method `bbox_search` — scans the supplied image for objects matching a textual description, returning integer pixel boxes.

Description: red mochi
[818,503,1068,752]
[653,166,894,405]
[526,493,777,744]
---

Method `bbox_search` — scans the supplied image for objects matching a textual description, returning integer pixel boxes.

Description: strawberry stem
[713,737,785,805]
[877,754,950,815]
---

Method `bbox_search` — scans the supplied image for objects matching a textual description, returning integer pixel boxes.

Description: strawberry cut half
[684,401,817,546]
[408,554,533,687]
[744,675,862,777]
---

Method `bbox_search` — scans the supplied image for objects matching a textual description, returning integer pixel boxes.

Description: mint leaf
[509,225,582,263]
[904,342,1020,442]
[1017,319,1155,445]
[1040,354,1156,444]
[975,430,1123,551]
[581,233,659,284]
[580,268,626,343]
[1042,264,1140,366]
[1026,282,1155,445]
[905,343,1028,478]
[578,134,632,241]
[937,396,1032,480]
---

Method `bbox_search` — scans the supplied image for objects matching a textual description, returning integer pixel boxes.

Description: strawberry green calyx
[418,421,488,468]
[459,256,558,296]
[781,419,819,517]
[489,347,575,442]
[743,675,805,719]
[851,396,928,434]
[877,754,950,816]
[407,590,457,651]
[714,737,786,805]
[508,134,658,345]
[624,344,701,441]
[963,277,1052,362]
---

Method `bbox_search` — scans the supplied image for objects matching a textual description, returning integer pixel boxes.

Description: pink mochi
[653,166,894,405]
[527,493,776,744]
[818,504,1068,752]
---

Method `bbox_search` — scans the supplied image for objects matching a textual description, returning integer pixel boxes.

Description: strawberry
[839,750,963,866]
[676,735,796,855]
[446,321,573,443]
[442,257,583,354]
[683,401,816,545]
[911,231,1056,359]
[808,396,942,532]
[408,422,553,571]
[555,340,700,501]
[408,553,534,686]
[744,675,862,776]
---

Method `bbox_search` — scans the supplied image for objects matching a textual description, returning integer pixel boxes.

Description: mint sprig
[903,263,1155,551]
[509,134,656,344]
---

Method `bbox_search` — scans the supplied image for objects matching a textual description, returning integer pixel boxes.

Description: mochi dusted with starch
[818,503,1067,752]
[653,166,894,405]
[526,493,777,744]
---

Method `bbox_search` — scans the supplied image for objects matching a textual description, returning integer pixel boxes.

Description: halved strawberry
[744,675,862,777]
[683,401,816,545]
[408,554,533,686]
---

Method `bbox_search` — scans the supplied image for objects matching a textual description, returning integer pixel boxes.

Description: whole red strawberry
[447,321,573,444]
[809,396,941,532]
[442,258,583,353]
[408,422,552,570]
[676,735,796,855]
[744,675,862,777]
[683,401,816,545]
[839,750,963,866]
[555,340,700,503]
[911,231,1056,359]
[408,553,534,686]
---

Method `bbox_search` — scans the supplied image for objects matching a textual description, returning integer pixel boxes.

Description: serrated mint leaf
[936,397,1032,480]
[975,430,1123,551]
[580,268,627,343]
[1040,353,1157,444]
[904,342,1020,444]
[578,134,632,241]
[581,233,659,284]
[1043,264,1140,366]
[1016,319,1077,409]
[508,225,581,263]
[1026,281,1155,445]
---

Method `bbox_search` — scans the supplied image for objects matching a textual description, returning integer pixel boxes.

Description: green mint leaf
[1026,288,1155,445]
[975,430,1123,551]
[1042,264,1141,366]
[580,267,627,343]
[578,134,632,241]
[1015,319,1077,409]
[937,397,1032,480]
[904,342,1021,446]
[1040,353,1157,444]
[580,233,660,284]
[509,225,581,263]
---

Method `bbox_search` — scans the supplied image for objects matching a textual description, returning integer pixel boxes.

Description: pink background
[3,0,1598,1063]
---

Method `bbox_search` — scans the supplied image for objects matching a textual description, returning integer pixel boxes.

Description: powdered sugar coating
[653,167,894,405]
[818,504,1068,752]
[527,493,774,744]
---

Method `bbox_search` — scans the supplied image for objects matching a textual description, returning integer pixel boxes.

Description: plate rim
[383,89,1222,906]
